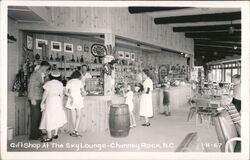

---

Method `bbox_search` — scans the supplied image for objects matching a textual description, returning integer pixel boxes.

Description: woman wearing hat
[39,71,67,142]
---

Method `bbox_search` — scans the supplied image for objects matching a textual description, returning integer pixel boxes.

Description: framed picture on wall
[77,45,82,51]
[51,41,62,51]
[131,53,135,61]
[84,46,89,52]
[36,39,48,50]
[64,43,73,53]
[118,51,124,59]
[27,35,33,50]
[125,52,130,59]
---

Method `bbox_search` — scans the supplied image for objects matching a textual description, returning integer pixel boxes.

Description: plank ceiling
[128,7,241,65]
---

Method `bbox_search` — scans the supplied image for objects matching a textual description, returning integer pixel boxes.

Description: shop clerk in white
[80,64,92,89]
[139,69,153,126]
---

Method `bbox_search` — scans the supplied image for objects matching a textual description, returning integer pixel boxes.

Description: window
[225,69,232,83]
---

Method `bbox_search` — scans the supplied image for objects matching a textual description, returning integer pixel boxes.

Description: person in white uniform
[80,64,92,89]
[39,71,67,142]
[65,71,86,137]
[139,69,153,126]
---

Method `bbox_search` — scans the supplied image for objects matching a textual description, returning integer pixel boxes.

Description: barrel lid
[111,104,128,107]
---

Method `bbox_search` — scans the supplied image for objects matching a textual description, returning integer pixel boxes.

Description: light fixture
[213,51,218,56]
[233,45,238,50]
[228,20,234,34]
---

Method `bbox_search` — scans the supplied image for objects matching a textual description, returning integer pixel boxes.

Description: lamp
[233,45,238,50]
[228,20,234,34]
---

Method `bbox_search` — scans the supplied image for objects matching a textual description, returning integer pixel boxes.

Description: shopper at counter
[140,69,153,127]
[27,61,50,140]
[39,71,67,142]
[232,74,241,113]
[65,71,86,137]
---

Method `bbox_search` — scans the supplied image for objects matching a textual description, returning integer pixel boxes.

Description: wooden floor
[7,109,220,152]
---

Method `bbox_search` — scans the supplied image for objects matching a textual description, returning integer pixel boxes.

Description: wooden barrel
[109,104,130,137]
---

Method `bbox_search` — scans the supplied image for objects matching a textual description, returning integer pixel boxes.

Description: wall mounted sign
[91,44,106,57]
[51,41,62,51]
[36,39,48,50]
[64,43,73,53]
[27,35,33,50]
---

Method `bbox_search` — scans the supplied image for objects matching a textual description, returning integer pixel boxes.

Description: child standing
[65,71,86,137]
[162,83,171,116]
[124,84,136,128]
[39,71,67,142]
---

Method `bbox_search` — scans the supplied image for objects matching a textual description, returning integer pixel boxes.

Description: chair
[195,98,213,126]
[175,132,205,152]
[187,98,213,126]
[212,110,241,152]
[187,96,196,121]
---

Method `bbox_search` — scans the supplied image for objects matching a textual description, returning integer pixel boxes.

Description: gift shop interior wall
[25,31,188,79]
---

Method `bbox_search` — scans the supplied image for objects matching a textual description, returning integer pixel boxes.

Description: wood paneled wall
[48,7,194,54]
[8,18,20,133]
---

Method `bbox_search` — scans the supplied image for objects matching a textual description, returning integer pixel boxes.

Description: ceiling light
[228,20,234,34]
[233,45,238,50]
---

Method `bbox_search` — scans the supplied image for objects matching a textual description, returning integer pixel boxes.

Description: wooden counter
[15,85,192,136]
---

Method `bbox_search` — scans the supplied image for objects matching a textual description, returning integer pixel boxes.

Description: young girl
[39,71,67,142]
[162,83,171,116]
[65,71,86,137]
[124,84,136,128]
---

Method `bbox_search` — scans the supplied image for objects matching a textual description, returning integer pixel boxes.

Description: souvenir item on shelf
[76,57,79,62]
[55,53,60,61]
[94,57,97,64]
[61,55,64,62]
[50,54,53,61]
[35,53,40,60]
[80,55,84,63]
[71,55,75,62]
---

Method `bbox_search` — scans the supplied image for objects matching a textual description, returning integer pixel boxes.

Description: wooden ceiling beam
[194,50,236,56]
[194,47,241,55]
[154,12,241,24]
[173,24,241,32]
[128,7,190,14]
[185,31,241,38]
[194,39,241,47]
[194,37,241,42]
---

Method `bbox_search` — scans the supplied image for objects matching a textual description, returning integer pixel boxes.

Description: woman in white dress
[39,71,67,142]
[65,71,86,137]
[124,84,136,127]
[139,69,153,126]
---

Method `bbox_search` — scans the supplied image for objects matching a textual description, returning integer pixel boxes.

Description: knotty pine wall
[48,7,194,54]
[8,18,22,134]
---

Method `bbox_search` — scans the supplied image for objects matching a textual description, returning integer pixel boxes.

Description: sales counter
[61,85,192,134]
[15,85,192,136]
